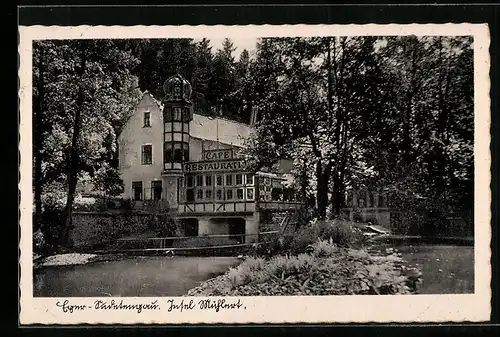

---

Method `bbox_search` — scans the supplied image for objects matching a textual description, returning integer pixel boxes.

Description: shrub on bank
[311,239,339,257]
[187,239,422,296]
[254,218,366,257]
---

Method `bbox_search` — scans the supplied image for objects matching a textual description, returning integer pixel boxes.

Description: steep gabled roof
[139,92,254,146]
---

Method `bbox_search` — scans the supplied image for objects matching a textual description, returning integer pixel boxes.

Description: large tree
[33,39,142,247]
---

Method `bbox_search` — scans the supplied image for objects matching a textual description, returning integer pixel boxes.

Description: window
[173,143,183,162]
[187,176,194,188]
[216,175,223,186]
[271,188,283,201]
[164,143,173,162]
[216,189,223,200]
[205,189,213,199]
[151,181,162,200]
[141,145,152,165]
[237,188,244,200]
[173,122,182,132]
[205,175,212,186]
[235,174,243,185]
[132,181,142,200]
[143,111,151,127]
[246,188,254,200]
[164,142,187,163]
[196,189,204,200]
[196,175,203,187]
[182,108,190,122]
[226,189,233,200]
[226,174,233,186]
[246,174,254,185]
[174,107,182,120]
[186,189,194,202]
[164,107,172,122]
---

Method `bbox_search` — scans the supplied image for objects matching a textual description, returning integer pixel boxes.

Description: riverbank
[33,253,127,271]
[370,235,474,246]
[187,240,422,296]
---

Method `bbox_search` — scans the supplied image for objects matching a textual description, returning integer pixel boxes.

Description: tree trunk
[60,47,86,248]
[316,160,331,220]
[33,46,45,232]
[331,169,347,217]
[300,157,308,202]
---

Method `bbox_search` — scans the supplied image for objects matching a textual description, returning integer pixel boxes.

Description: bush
[253,218,367,257]
[311,239,339,257]
[226,254,318,289]
[265,254,317,278]
[38,207,66,254]
[154,213,182,237]
[120,198,134,211]
[227,257,267,287]
[33,230,47,255]
[288,225,318,254]
[316,220,363,247]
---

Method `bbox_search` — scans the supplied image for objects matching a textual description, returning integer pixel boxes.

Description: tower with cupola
[162,74,193,209]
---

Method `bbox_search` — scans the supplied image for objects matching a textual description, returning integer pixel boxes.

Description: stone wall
[69,211,155,250]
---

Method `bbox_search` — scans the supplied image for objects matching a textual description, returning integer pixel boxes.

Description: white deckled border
[19,23,491,325]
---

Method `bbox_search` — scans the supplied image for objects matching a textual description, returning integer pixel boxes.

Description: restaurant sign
[184,159,246,172]
[202,148,234,161]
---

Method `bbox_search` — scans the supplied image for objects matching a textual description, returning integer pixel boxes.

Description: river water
[34,256,241,297]
[396,244,474,294]
[33,244,474,297]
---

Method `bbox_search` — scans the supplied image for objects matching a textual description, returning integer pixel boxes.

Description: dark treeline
[33,36,474,248]
[119,37,255,123]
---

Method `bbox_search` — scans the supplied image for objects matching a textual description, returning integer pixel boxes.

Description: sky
[206,37,259,59]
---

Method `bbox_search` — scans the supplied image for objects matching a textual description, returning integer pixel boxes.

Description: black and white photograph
[19,24,491,324]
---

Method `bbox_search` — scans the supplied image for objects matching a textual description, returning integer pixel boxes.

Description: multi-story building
[118,74,301,243]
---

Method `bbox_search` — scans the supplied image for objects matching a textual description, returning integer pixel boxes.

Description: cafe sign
[203,148,234,161]
[184,159,246,172]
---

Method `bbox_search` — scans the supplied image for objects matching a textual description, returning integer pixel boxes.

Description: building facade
[342,189,392,228]
[118,75,300,243]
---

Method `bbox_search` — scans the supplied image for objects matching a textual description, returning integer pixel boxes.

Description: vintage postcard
[19,23,491,324]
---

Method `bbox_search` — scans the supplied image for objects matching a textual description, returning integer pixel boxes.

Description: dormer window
[143,111,151,127]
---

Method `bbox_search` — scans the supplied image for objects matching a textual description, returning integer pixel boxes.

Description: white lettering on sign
[184,160,246,172]
[203,149,233,161]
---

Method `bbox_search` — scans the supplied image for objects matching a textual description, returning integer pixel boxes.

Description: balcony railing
[258,201,303,212]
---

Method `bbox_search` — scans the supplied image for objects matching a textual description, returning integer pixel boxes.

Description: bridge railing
[108,231,280,252]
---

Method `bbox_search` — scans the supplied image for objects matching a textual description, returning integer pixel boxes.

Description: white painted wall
[118,94,164,199]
